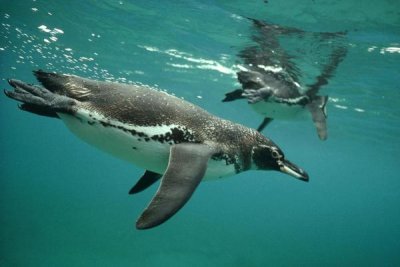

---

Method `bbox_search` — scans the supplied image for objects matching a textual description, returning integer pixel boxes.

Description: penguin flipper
[306,46,348,97]
[129,171,162,194]
[257,117,273,132]
[307,96,328,140]
[136,143,219,230]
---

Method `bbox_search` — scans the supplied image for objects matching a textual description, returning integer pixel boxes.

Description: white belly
[251,101,309,120]
[58,110,236,180]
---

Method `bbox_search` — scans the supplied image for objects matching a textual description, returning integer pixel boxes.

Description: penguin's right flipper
[307,96,328,140]
[129,171,162,194]
[257,117,273,132]
[136,143,219,230]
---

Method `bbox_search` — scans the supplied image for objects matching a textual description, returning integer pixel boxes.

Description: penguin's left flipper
[136,143,219,230]
[307,96,328,140]
[129,171,162,194]
[257,117,273,132]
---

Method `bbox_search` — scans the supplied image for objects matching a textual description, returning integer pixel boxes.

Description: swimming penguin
[223,18,348,140]
[4,70,308,229]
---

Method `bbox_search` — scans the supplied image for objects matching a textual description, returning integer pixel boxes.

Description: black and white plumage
[4,70,308,229]
[223,18,348,140]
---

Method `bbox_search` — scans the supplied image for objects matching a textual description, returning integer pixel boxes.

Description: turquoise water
[1,0,399,266]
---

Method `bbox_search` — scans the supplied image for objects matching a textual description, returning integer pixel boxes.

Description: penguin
[4,70,308,230]
[223,18,348,140]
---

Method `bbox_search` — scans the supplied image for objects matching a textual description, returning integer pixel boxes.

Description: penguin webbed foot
[222,89,245,102]
[242,88,271,104]
[5,79,76,115]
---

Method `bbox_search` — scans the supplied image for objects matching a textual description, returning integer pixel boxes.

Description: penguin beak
[279,159,309,182]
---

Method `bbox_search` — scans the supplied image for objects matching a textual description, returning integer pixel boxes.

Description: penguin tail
[306,95,328,140]
[33,70,70,94]
[33,70,97,101]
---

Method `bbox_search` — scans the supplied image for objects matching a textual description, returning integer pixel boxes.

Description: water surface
[1,1,399,266]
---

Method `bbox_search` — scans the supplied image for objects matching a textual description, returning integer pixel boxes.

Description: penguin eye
[271,147,283,159]
[252,145,283,170]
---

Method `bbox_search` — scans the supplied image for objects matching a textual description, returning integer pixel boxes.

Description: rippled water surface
[1,1,399,266]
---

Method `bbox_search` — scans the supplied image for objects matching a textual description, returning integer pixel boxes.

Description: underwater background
[0,0,399,266]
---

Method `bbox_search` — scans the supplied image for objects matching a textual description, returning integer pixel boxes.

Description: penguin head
[251,144,309,182]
